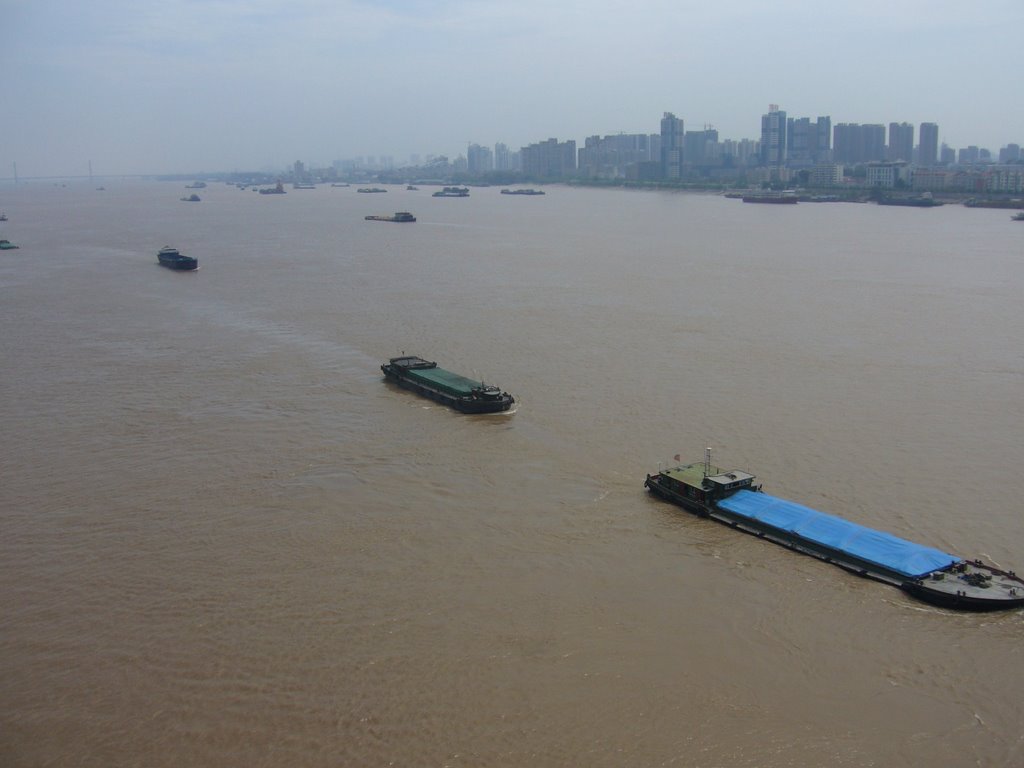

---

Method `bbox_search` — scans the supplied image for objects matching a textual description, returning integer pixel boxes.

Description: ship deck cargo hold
[716,490,957,580]
[403,365,485,398]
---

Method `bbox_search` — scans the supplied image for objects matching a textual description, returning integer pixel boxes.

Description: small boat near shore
[381,355,514,413]
[180,194,201,202]
[365,212,416,222]
[0,239,20,250]
[358,187,387,193]
[645,451,1024,611]
[432,186,469,197]
[1012,211,1024,221]
[157,246,198,270]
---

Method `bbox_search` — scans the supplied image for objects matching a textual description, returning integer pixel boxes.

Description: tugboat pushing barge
[381,355,514,414]
[645,451,1024,611]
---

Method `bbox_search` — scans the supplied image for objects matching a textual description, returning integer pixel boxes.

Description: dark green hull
[381,356,514,413]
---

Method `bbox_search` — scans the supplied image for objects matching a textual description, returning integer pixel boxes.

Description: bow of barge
[645,452,1024,611]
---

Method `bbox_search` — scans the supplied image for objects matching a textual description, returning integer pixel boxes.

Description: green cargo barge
[381,355,515,413]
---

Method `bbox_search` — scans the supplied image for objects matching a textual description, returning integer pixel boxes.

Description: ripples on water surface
[1,181,1023,766]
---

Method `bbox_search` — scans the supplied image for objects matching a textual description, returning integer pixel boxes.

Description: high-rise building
[832,124,859,164]
[815,116,832,158]
[833,123,886,164]
[958,146,981,164]
[660,112,684,180]
[494,143,510,171]
[888,122,914,162]
[786,115,831,164]
[998,143,1021,163]
[863,125,886,162]
[918,122,939,166]
[520,138,576,179]
[684,127,718,166]
[467,143,493,174]
[578,133,656,178]
[760,104,787,166]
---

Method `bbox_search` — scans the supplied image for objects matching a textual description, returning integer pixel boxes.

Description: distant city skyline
[4,0,1023,177]
[4,104,1021,181]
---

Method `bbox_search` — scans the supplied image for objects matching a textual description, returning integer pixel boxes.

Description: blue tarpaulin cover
[716,490,958,578]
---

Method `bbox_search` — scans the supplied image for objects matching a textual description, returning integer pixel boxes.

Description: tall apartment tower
[888,122,914,162]
[660,112,684,180]
[520,138,576,179]
[918,122,939,166]
[815,116,832,158]
[786,115,831,164]
[760,104,787,166]
[494,143,510,171]
[467,143,493,174]
[863,125,886,162]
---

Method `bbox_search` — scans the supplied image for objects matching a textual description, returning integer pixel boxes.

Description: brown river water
[1,180,1023,767]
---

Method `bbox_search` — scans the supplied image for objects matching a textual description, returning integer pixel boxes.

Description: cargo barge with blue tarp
[645,451,1024,611]
[381,355,515,414]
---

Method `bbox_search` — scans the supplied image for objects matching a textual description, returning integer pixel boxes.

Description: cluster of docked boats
[382,353,1024,612]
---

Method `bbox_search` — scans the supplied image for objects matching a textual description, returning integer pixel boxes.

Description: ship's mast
[704,447,712,478]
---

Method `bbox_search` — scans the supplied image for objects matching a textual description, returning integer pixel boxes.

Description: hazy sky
[4,0,1023,177]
